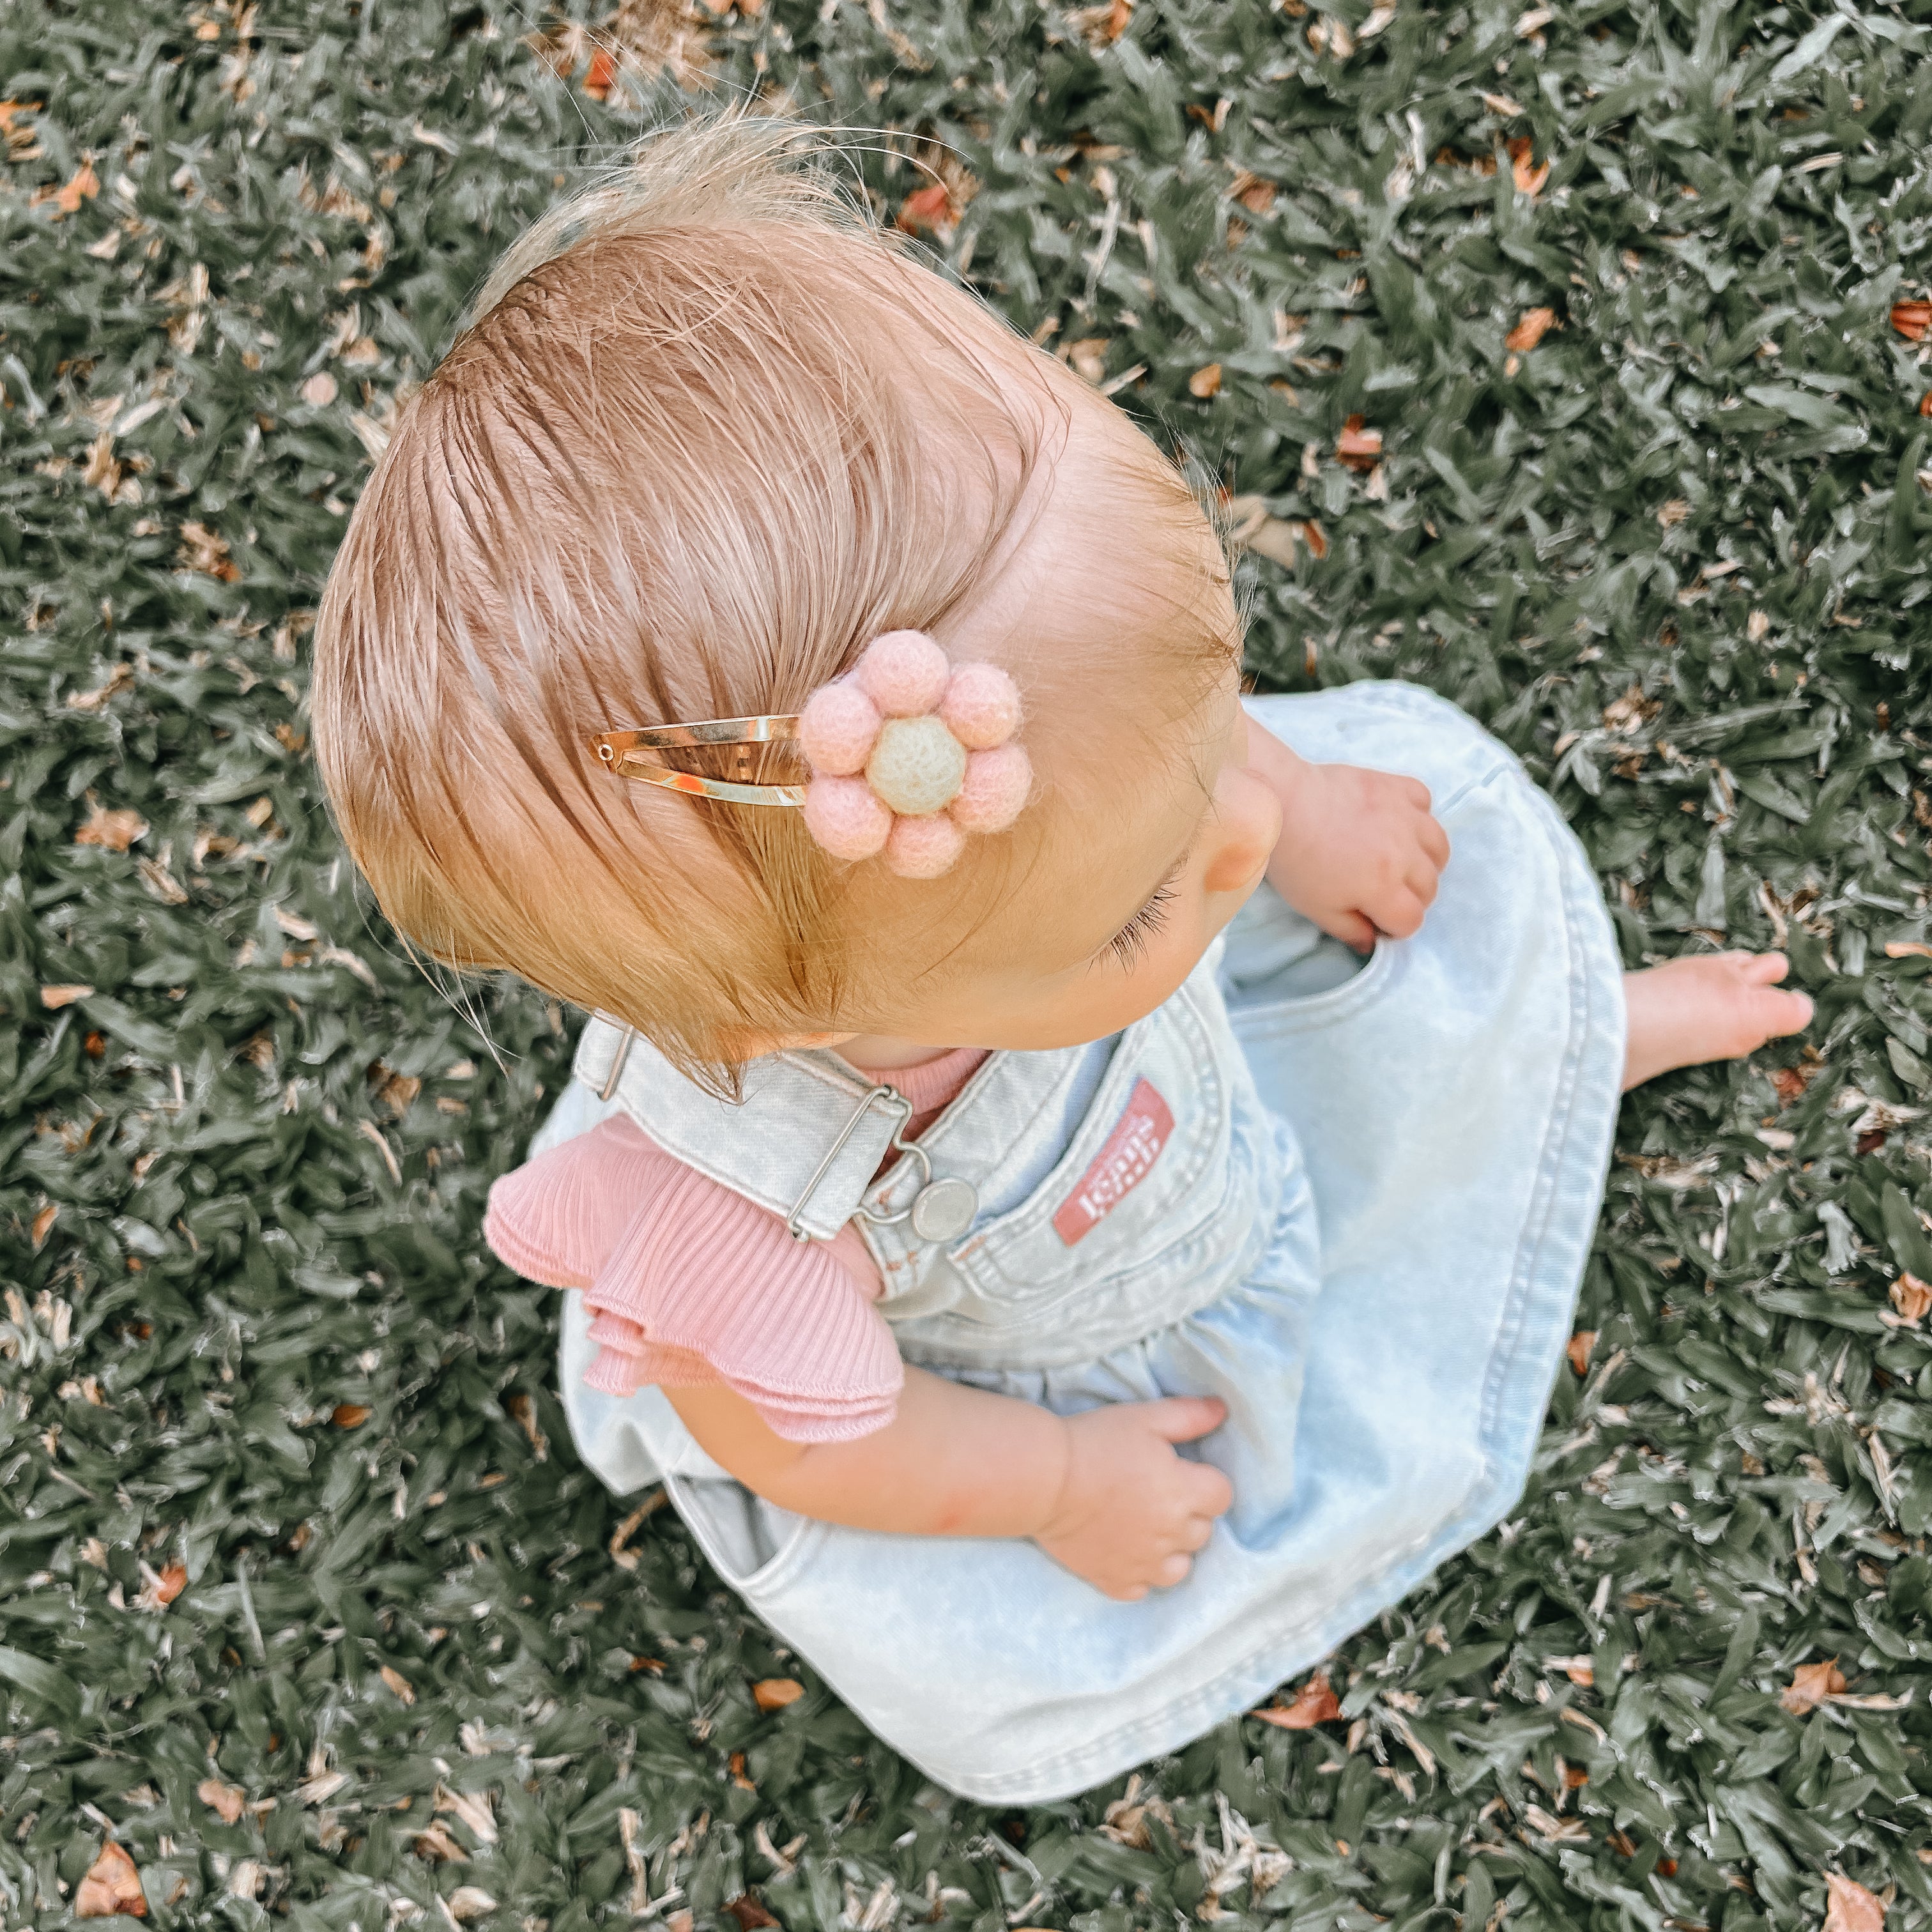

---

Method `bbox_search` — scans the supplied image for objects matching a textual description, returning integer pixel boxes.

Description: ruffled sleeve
[484,1114,902,1443]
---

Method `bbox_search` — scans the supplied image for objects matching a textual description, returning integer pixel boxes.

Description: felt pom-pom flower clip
[586,631,1031,879]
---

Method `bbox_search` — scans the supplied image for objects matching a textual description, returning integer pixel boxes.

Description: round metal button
[909,1176,978,1243]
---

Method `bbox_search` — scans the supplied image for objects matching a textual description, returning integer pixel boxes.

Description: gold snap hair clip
[588,715,806,808]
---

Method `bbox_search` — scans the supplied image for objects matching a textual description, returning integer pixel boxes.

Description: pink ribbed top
[483,1048,986,1442]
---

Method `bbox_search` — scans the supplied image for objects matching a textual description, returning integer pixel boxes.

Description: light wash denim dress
[525,681,1626,1803]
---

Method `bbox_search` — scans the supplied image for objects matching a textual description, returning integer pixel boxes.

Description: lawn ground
[4,1,1932,1929]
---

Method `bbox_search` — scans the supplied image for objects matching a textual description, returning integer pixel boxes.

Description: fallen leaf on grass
[76,1840,146,1917]
[1886,942,1932,960]
[753,1677,804,1712]
[74,795,149,852]
[447,1889,498,1923]
[1781,1657,1848,1713]
[1567,1330,1595,1375]
[1891,302,1932,342]
[380,1664,415,1705]
[1189,362,1223,398]
[1506,307,1557,351]
[134,1561,187,1611]
[1890,1274,1931,1324]
[197,1777,245,1825]
[1482,91,1526,116]
[725,1896,779,1931]
[300,372,337,406]
[1508,137,1549,197]
[52,156,100,217]
[896,181,954,233]
[1251,1671,1341,1728]
[333,1404,372,1428]
[178,521,240,581]
[436,1784,497,1844]
[413,1823,466,1863]
[1335,415,1381,470]
[582,43,618,98]
[1826,1873,1885,1932]
[42,983,95,1009]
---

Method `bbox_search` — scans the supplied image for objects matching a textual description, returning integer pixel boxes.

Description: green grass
[4,0,1932,1928]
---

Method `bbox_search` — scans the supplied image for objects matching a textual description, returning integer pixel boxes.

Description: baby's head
[314,115,1280,1080]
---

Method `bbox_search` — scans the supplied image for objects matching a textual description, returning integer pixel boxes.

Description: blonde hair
[312,112,1232,1085]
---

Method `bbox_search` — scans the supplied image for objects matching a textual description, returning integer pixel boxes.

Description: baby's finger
[1156,1552,1193,1588]
[1146,1395,1228,1443]
[1324,908,1379,954]
[1400,776,1432,812]
[1373,888,1429,940]
[1186,1460,1235,1518]
[1420,816,1451,870]
[1405,863,1440,910]
[1179,1515,1216,1553]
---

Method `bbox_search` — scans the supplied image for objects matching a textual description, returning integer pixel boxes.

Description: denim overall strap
[571,1021,916,1241]
[571,1017,1105,1245]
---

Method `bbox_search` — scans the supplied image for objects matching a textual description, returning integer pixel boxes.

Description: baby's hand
[1265,759,1450,954]
[1033,1397,1233,1600]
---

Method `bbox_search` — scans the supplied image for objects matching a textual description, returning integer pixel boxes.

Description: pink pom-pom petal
[949,744,1032,834]
[802,776,892,861]
[798,682,882,776]
[938,663,1022,749]
[884,813,966,879]
[855,631,950,717]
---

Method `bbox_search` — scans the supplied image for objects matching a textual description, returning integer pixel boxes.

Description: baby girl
[312,116,1810,1802]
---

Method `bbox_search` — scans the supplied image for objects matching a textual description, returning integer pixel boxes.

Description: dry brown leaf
[333,1403,372,1428]
[153,1561,187,1605]
[753,1677,804,1712]
[42,983,96,1009]
[1890,1273,1932,1324]
[31,1201,58,1250]
[75,797,149,852]
[447,1889,498,1924]
[1891,302,1932,342]
[1336,415,1381,471]
[1189,362,1223,399]
[1251,1670,1342,1729]
[197,1777,245,1825]
[1886,942,1932,960]
[1656,498,1691,528]
[1066,337,1110,384]
[178,520,240,581]
[1508,136,1549,197]
[56,155,100,217]
[1825,1873,1886,1932]
[1781,1657,1848,1714]
[1506,307,1557,351]
[1567,1330,1595,1375]
[300,371,338,406]
[896,181,954,233]
[380,1664,415,1705]
[1229,169,1276,215]
[413,1822,466,1864]
[725,1896,780,1931]
[75,1841,146,1918]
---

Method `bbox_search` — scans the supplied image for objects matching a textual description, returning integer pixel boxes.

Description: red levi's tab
[1052,1078,1175,1246]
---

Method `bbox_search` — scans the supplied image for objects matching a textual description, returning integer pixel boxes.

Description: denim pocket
[1227,931,1401,1038]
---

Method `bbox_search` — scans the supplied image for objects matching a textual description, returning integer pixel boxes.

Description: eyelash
[1100,878,1179,971]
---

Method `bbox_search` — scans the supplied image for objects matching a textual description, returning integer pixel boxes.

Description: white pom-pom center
[865,716,967,816]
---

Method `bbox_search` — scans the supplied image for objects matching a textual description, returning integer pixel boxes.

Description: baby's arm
[1245,713,1451,952]
[664,1370,1231,1600]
